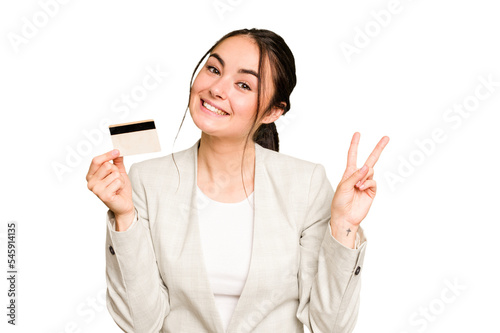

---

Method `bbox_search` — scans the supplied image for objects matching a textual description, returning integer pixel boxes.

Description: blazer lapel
[177,138,226,332]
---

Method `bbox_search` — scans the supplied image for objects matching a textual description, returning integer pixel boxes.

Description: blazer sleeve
[104,163,170,332]
[296,163,367,333]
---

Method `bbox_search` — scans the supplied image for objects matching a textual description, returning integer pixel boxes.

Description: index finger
[86,149,120,180]
[363,136,390,168]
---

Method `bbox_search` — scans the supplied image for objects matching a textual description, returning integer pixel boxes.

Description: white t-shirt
[196,185,255,332]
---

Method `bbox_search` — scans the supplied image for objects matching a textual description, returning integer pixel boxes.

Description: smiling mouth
[202,100,229,115]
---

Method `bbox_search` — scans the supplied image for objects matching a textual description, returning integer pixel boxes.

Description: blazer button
[355,266,361,275]
[109,245,115,255]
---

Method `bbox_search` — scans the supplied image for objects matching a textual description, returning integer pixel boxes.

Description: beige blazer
[104,138,367,333]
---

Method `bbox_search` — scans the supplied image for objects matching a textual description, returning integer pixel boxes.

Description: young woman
[86,28,389,333]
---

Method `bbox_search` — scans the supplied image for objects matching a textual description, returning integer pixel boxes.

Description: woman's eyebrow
[239,68,259,78]
[209,53,259,79]
[210,53,225,67]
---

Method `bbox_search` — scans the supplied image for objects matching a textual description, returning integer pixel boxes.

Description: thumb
[112,154,126,173]
[344,165,368,188]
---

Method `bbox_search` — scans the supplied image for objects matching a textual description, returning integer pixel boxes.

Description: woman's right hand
[86,149,135,231]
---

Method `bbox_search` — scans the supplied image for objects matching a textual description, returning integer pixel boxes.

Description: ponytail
[253,122,279,152]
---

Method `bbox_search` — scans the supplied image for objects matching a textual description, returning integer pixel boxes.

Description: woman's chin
[192,116,221,134]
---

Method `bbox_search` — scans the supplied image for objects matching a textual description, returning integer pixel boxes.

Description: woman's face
[189,35,277,142]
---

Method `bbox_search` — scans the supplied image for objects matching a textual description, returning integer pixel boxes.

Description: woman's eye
[207,66,220,75]
[238,82,251,91]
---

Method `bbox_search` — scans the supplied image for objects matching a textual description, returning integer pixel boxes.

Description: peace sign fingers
[363,135,390,168]
[346,132,361,171]
[342,132,389,182]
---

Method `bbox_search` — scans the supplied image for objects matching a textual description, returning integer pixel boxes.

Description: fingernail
[356,180,361,187]
[112,149,119,157]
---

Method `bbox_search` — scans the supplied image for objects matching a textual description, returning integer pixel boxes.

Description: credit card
[109,119,161,156]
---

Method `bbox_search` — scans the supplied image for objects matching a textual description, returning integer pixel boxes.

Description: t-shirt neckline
[196,185,254,205]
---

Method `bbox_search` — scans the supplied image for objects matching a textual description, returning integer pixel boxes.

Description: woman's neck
[197,133,255,192]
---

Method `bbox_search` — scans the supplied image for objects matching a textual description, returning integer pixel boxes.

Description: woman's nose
[209,79,228,100]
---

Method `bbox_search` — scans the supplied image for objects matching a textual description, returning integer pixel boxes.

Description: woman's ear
[262,105,285,124]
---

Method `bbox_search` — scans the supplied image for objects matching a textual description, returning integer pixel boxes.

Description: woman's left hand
[329,132,389,246]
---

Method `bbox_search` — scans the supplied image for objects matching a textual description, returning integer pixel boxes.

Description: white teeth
[203,101,228,115]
